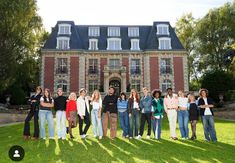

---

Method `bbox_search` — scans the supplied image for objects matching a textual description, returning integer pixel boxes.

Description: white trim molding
[158,37,172,50]
[89,38,99,50]
[56,37,70,50]
[58,24,72,35]
[156,24,169,35]
[107,38,122,50]
[130,39,140,51]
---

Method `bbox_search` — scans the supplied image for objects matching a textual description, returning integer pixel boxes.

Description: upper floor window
[108,27,120,37]
[158,38,171,50]
[162,79,172,92]
[109,59,120,69]
[131,59,141,74]
[156,24,169,35]
[57,79,68,92]
[58,24,71,35]
[160,58,172,74]
[89,39,98,50]
[56,37,70,50]
[107,38,122,50]
[56,58,68,74]
[131,39,140,50]
[88,27,100,37]
[128,27,139,37]
[88,59,98,74]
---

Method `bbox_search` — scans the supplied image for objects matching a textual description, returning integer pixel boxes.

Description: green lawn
[0,117,235,163]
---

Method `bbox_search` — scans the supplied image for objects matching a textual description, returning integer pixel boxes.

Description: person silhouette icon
[13,150,20,158]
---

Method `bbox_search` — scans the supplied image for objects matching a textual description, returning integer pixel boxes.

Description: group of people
[23,86,217,142]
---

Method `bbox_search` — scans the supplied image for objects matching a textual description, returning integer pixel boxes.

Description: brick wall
[100,58,107,86]
[122,58,129,85]
[44,57,54,92]
[173,57,184,92]
[70,56,79,92]
[150,57,159,90]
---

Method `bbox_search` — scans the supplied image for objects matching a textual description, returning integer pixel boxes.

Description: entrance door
[109,80,121,96]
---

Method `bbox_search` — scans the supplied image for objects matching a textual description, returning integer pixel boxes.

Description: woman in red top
[66,92,77,139]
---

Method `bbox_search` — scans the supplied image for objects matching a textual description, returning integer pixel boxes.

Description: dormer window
[158,37,171,50]
[156,24,169,35]
[88,27,100,37]
[58,24,71,35]
[128,27,139,37]
[89,39,98,50]
[130,39,140,50]
[56,37,70,49]
[108,27,120,37]
[107,38,122,50]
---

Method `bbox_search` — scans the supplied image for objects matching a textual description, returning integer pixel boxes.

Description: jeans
[118,111,129,137]
[129,109,140,137]
[167,109,177,137]
[139,113,152,136]
[178,110,189,138]
[91,109,103,137]
[39,110,54,138]
[23,109,39,137]
[202,115,217,141]
[78,112,91,136]
[152,117,162,139]
[56,111,66,138]
[102,112,117,138]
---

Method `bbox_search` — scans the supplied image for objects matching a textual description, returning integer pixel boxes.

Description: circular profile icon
[9,145,25,161]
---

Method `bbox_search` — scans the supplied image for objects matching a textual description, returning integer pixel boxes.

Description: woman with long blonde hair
[90,90,103,139]
[128,89,140,139]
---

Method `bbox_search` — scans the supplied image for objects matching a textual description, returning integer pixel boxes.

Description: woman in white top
[177,90,189,139]
[90,90,103,139]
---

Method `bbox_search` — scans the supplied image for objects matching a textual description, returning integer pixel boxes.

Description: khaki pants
[102,112,117,138]
[167,109,177,137]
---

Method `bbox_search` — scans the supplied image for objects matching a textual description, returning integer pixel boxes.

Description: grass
[0,117,235,163]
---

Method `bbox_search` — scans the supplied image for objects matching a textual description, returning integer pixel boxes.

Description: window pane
[162,79,172,92]
[131,59,140,74]
[110,59,120,69]
[128,27,139,37]
[108,27,120,36]
[131,80,141,92]
[57,58,68,74]
[160,58,171,74]
[89,80,98,92]
[89,59,98,74]
[88,27,100,36]
[57,80,67,92]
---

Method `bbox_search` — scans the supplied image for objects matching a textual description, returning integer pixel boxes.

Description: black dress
[189,103,199,121]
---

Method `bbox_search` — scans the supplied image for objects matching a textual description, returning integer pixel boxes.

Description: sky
[37,0,233,32]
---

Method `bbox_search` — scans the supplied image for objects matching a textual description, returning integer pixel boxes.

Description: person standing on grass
[39,88,55,140]
[117,92,129,138]
[137,87,152,139]
[164,88,179,140]
[151,89,164,140]
[128,89,140,139]
[198,89,217,142]
[54,88,67,140]
[177,90,189,140]
[77,88,91,139]
[188,94,199,140]
[90,90,103,139]
[23,86,42,140]
[102,87,118,139]
[66,92,77,139]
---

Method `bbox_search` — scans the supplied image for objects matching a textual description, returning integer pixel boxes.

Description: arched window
[57,80,68,93]
[162,79,172,92]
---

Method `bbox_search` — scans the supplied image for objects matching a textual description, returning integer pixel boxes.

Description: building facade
[41,21,188,95]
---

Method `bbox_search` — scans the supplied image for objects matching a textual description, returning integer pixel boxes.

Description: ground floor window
[131,80,141,92]
[57,80,68,92]
[162,79,172,92]
[89,80,98,93]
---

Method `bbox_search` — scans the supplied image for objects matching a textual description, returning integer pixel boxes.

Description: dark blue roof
[43,21,185,51]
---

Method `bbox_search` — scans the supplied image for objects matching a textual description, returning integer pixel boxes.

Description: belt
[167,108,176,110]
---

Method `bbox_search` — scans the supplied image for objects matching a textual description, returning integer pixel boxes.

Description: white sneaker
[49,137,54,140]
[58,137,61,139]
[42,137,46,140]
[99,136,102,139]
[182,137,186,140]
[129,137,133,139]
[135,135,141,139]
[62,137,66,140]
[146,135,150,139]
[94,135,97,138]
[81,135,85,139]
[84,134,88,138]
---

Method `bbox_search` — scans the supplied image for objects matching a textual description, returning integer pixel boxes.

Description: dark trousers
[78,112,91,135]
[23,109,39,137]
[139,113,152,136]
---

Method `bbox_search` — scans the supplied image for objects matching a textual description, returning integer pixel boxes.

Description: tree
[175,13,199,82]
[0,0,43,93]
[195,1,235,72]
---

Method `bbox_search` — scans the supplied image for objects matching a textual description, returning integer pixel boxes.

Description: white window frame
[57,80,68,92]
[89,39,98,50]
[109,59,120,69]
[108,27,120,37]
[128,27,139,37]
[131,80,141,92]
[89,80,98,93]
[158,37,172,50]
[58,24,71,35]
[107,38,122,50]
[56,37,70,49]
[161,79,172,92]
[88,27,100,37]
[160,58,172,74]
[57,58,68,74]
[156,24,169,35]
[130,39,140,50]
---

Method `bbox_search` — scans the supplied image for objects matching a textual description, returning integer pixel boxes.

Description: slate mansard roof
[43,21,185,51]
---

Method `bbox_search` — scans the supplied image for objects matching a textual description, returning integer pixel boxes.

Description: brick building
[41,21,188,95]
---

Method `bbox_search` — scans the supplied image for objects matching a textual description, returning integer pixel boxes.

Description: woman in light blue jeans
[39,88,55,139]
[90,90,103,139]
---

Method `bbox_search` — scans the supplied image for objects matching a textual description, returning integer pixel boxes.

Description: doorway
[109,79,121,96]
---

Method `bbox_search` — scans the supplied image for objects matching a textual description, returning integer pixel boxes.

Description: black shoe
[66,127,69,134]
[70,135,75,139]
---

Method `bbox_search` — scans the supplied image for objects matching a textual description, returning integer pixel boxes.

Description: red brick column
[173,57,184,92]
[150,57,159,90]
[70,56,79,92]
[122,58,129,85]
[44,57,54,92]
[100,58,107,86]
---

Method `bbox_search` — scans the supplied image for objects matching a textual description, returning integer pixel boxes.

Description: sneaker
[58,137,62,140]
[129,137,133,139]
[80,135,85,139]
[99,136,102,139]
[135,135,141,139]
[146,135,150,139]
[66,127,69,134]
[49,137,55,140]
[125,135,129,138]
[83,134,88,138]
[62,137,66,140]
[182,137,186,140]
[93,135,97,138]
[42,137,46,140]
